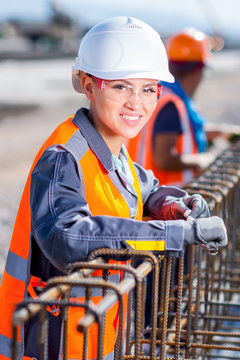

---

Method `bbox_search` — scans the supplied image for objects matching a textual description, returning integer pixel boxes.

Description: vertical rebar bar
[149,256,160,360]
[184,246,194,359]
[160,256,172,359]
[174,256,184,360]
[192,245,203,359]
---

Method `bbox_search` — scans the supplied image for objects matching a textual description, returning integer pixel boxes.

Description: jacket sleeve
[133,162,188,219]
[30,148,185,272]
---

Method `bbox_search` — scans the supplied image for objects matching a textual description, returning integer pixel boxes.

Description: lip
[120,113,142,126]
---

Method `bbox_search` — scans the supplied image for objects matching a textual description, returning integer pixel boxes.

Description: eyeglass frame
[90,75,163,103]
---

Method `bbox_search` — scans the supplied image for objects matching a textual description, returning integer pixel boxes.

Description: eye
[143,86,158,94]
[112,83,129,91]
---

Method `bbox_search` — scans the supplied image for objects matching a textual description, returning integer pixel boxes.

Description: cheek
[94,98,119,128]
[96,96,117,114]
[145,102,157,120]
[93,96,109,118]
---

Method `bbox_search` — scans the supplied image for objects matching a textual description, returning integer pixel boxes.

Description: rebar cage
[12,142,240,360]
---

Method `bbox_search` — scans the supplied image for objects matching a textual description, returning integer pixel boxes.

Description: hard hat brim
[72,69,174,94]
[72,71,84,93]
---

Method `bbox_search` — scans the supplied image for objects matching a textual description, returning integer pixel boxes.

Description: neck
[87,110,122,157]
[104,136,122,157]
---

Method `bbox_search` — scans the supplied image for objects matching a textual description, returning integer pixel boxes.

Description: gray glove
[170,194,210,220]
[183,216,228,254]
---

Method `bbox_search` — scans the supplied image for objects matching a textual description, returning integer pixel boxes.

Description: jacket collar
[72,108,116,172]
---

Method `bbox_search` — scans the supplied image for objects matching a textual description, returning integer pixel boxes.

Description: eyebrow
[108,79,158,87]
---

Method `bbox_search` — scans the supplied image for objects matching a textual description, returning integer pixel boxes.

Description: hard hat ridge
[122,18,144,30]
[72,16,174,93]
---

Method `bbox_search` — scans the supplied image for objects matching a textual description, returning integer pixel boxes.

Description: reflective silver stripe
[0,333,21,358]
[64,131,89,161]
[5,250,28,282]
[104,350,114,360]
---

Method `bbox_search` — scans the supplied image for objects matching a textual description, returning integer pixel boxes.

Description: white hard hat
[72,16,174,93]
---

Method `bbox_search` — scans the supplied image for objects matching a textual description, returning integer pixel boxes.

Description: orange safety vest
[0,113,143,360]
[126,90,198,187]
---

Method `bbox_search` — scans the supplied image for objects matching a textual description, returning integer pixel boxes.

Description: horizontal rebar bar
[12,257,104,326]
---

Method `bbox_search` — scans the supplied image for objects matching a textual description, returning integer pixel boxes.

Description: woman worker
[0,16,227,360]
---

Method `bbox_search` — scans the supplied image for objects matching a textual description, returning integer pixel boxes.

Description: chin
[123,131,140,140]
[125,124,145,139]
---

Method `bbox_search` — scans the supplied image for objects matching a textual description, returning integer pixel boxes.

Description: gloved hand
[170,194,210,220]
[183,216,228,254]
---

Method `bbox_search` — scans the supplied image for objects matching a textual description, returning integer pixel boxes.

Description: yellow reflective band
[126,240,165,251]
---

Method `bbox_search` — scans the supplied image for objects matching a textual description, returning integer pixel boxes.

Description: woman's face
[82,75,158,155]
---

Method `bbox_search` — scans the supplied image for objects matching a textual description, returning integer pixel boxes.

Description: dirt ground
[0,50,240,279]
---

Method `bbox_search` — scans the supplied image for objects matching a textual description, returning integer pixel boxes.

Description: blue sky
[1,0,240,45]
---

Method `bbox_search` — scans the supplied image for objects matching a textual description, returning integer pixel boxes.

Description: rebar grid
[11,143,240,359]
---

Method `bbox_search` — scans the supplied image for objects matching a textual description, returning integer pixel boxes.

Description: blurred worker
[127,27,227,187]
[0,17,227,360]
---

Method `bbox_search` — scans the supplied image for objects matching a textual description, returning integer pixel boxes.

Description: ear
[81,73,94,101]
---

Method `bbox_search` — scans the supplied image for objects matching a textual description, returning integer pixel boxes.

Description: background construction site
[1,1,240,359]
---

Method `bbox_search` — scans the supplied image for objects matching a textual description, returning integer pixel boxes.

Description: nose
[125,91,142,109]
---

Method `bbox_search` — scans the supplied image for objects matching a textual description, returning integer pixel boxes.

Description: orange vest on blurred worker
[0,114,143,360]
[127,89,198,187]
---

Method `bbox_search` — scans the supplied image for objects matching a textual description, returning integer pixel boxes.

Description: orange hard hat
[166,27,211,63]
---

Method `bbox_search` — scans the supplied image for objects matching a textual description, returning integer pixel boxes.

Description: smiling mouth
[122,114,139,120]
[120,114,142,125]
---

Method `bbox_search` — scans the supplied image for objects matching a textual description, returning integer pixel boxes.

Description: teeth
[122,115,139,121]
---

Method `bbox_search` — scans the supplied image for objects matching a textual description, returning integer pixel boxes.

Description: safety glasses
[91,76,162,104]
